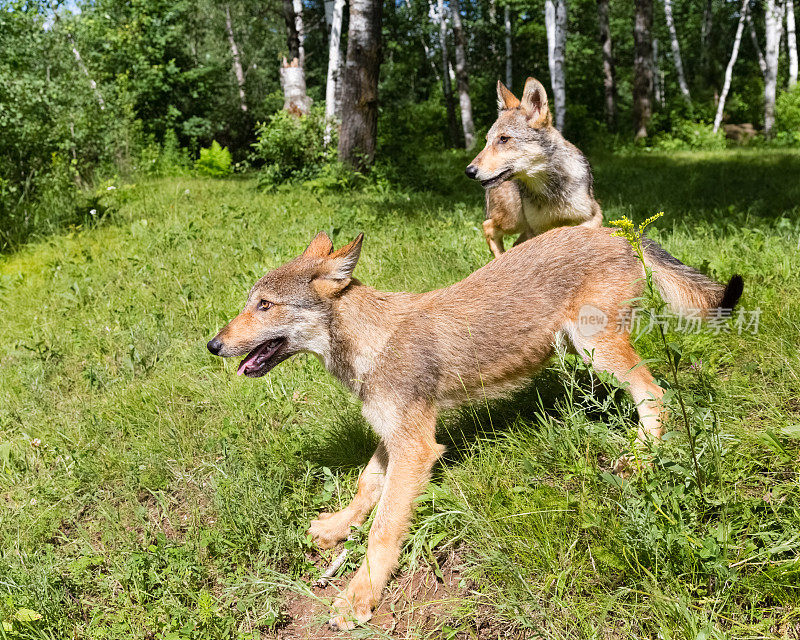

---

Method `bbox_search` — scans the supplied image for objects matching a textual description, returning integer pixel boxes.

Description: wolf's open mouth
[237,337,289,378]
[480,168,514,188]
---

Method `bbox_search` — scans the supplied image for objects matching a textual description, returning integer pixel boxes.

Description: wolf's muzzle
[465,165,479,179]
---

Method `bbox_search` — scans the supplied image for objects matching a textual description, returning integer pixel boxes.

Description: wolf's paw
[327,586,373,631]
[307,511,356,550]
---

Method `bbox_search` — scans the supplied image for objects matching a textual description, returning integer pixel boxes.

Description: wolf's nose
[465,165,478,179]
[207,338,223,355]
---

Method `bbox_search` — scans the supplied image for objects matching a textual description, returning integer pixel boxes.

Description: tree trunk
[338,0,383,169]
[49,5,105,110]
[436,0,460,147]
[788,0,798,87]
[283,0,300,61]
[325,0,346,144]
[633,0,654,140]
[700,0,713,81]
[544,0,567,131]
[653,37,663,105]
[505,5,513,88]
[765,0,784,136]
[714,0,748,132]
[280,57,312,115]
[450,0,475,147]
[224,5,248,112]
[747,12,768,78]
[662,0,691,105]
[293,0,306,67]
[596,0,616,129]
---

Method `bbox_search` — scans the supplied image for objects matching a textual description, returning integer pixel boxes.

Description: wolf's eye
[497,136,510,144]
[258,300,273,311]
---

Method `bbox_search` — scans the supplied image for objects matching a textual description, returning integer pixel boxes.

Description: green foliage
[194,141,232,177]
[775,86,800,146]
[652,119,728,151]
[251,107,335,187]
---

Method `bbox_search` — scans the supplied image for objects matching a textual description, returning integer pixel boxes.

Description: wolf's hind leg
[568,328,665,445]
[308,441,388,549]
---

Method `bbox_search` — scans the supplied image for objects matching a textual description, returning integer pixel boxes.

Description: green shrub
[251,106,335,187]
[775,86,800,145]
[195,140,232,177]
[653,119,727,151]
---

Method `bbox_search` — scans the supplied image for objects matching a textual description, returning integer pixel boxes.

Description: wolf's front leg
[308,441,388,549]
[328,405,443,630]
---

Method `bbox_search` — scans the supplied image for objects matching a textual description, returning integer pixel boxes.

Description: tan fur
[208,227,740,630]
[467,78,603,258]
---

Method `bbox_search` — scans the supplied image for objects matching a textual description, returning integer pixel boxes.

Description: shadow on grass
[302,366,632,472]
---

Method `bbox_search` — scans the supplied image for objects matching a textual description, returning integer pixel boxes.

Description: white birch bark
[713,0,748,133]
[224,5,248,112]
[505,5,513,88]
[49,3,105,109]
[293,0,306,67]
[280,57,312,115]
[450,0,475,147]
[747,13,768,78]
[434,0,460,145]
[662,0,691,105]
[544,0,567,131]
[324,0,345,143]
[653,38,662,106]
[765,0,784,136]
[788,0,798,87]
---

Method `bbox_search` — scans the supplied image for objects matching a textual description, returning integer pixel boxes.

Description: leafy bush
[251,106,335,187]
[195,140,232,177]
[652,119,727,151]
[775,86,800,145]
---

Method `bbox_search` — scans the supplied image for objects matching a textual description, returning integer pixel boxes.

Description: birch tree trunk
[505,5,513,88]
[747,12,768,78]
[283,0,300,61]
[293,0,306,67]
[325,0,346,143]
[788,0,798,87]
[49,5,105,110]
[653,38,662,105]
[596,0,616,129]
[450,0,475,147]
[633,0,654,140]
[224,5,248,112]
[338,0,383,168]
[700,0,713,82]
[713,0,748,132]
[662,0,691,105]
[765,0,784,136]
[544,0,567,131]
[435,0,460,147]
[280,58,312,115]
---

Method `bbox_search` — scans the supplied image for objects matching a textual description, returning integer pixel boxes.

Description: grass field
[1,149,799,639]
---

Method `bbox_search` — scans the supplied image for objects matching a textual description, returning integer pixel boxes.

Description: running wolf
[207,227,742,629]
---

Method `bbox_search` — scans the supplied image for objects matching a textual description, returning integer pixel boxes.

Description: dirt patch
[275,548,520,639]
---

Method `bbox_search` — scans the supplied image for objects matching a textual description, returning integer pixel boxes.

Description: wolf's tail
[642,238,743,315]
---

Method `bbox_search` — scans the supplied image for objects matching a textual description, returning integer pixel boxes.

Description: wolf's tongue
[237,340,279,376]
[237,350,260,376]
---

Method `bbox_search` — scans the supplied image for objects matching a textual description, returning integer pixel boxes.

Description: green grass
[1,149,799,639]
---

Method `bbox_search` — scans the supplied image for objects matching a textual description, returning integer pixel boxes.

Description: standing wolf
[465,77,603,258]
[207,227,742,630]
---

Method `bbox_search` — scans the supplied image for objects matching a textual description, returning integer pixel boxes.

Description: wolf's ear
[497,80,520,111]
[520,78,551,127]
[313,233,363,296]
[303,231,334,258]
